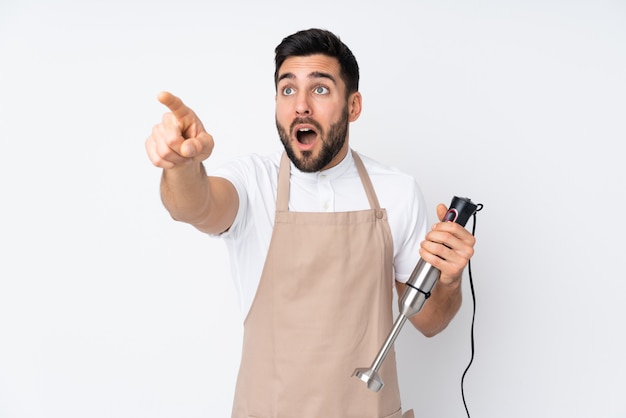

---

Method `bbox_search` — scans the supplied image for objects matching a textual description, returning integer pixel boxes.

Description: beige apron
[232,151,414,418]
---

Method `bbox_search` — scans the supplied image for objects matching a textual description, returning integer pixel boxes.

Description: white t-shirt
[210,149,429,319]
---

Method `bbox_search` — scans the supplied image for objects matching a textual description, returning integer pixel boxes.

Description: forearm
[403,277,462,338]
[160,162,238,234]
[160,162,211,225]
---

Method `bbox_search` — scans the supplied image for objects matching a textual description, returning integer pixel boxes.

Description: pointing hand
[145,92,214,169]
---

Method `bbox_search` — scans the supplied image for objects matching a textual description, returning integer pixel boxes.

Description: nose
[295,92,311,116]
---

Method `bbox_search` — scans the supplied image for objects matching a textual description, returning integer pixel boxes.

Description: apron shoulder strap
[277,152,291,211]
[351,150,381,210]
[277,150,381,211]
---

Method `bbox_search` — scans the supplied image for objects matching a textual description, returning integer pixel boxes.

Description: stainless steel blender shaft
[353,258,440,392]
[353,314,408,392]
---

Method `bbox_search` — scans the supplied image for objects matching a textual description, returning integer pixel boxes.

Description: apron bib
[232,151,412,418]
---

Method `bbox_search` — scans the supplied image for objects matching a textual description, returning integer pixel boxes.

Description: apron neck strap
[276,150,381,211]
[351,151,381,210]
[277,152,291,211]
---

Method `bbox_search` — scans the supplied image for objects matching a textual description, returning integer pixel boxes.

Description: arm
[145,92,238,234]
[396,203,476,337]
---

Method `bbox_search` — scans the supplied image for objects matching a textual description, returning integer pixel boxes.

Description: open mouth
[296,127,318,145]
[292,122,320,151]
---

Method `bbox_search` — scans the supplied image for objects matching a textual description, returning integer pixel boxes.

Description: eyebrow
[277,71,337,84]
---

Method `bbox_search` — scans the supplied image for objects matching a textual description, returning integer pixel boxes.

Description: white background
[1,0,625,417]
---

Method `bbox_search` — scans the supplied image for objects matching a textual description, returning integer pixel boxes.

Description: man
[145,28,475,418]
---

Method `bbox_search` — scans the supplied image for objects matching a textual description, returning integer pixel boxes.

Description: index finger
[157,91,194,122]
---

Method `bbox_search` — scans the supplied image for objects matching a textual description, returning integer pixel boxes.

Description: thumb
[179,131,215,160]
[180,139,198,158]
[436,203,449,222]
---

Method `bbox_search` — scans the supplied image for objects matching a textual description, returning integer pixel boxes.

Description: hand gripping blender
[353,196,479,392]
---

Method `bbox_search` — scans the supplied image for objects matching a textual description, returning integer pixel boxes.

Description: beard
[276,105,349,173]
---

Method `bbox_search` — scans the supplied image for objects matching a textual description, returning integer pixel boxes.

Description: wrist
[438,273,463,291]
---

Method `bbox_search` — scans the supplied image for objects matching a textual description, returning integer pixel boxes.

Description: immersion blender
[353,196,479,392]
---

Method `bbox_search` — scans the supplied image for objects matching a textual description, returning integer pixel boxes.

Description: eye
[282,86,295,96]
[314,85,329,95]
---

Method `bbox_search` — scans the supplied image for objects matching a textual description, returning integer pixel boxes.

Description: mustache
[290,117,323,132]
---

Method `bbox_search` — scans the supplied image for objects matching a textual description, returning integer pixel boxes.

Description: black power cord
[461,203,483,418]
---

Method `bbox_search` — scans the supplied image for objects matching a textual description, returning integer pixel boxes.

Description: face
[275,54,361,172]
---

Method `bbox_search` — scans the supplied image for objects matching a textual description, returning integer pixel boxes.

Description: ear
[348,92,362,122]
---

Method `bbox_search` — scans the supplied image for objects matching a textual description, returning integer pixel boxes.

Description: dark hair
[274,28,360,95]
